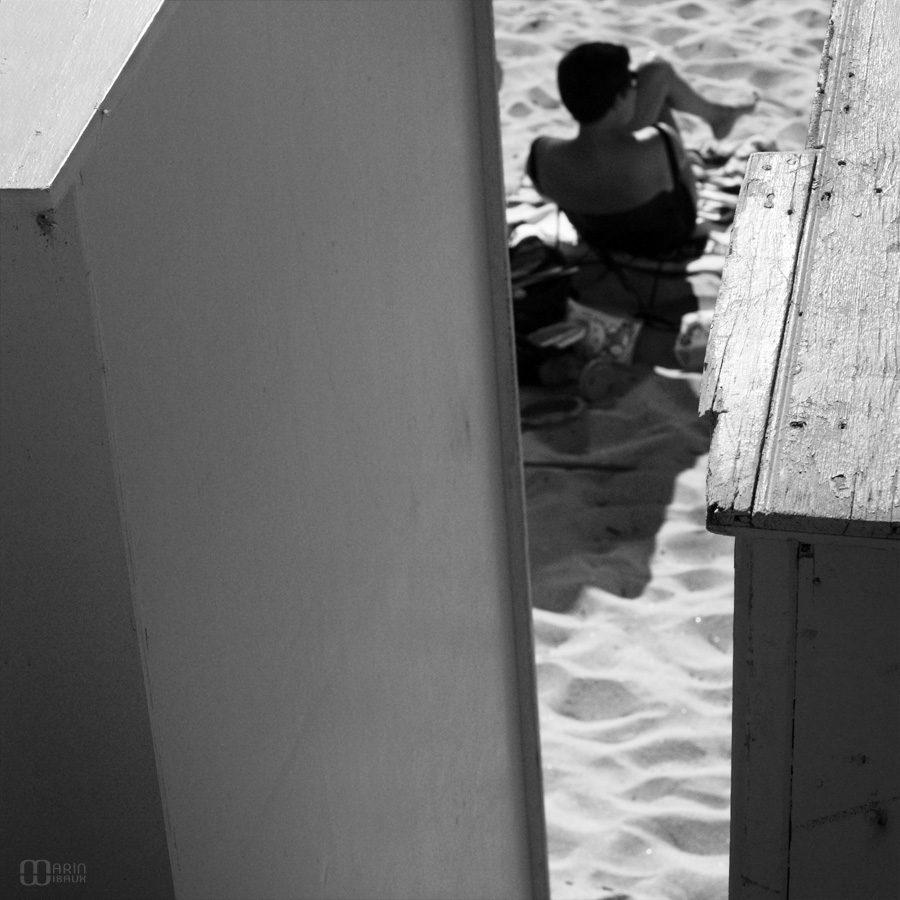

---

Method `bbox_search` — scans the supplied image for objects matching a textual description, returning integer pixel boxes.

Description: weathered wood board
[702,0,899,540]
[706,2,900,897]
[700,151,819,525]
[729,538,799,899]
[788,541,900,898]
[729,537,900,900]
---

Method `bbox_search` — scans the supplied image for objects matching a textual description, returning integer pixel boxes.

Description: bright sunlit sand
[494,1,831,897]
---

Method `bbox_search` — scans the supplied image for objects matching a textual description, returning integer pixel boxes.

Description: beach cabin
[701,0,899,896]
[0,1,548,897]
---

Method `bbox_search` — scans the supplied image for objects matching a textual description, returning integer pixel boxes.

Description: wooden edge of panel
[708,515,900,545]
[806,0,839,150]
[701,150,819,531]
[753,0,900,538]
[470,2,550,897]
[729,536,799,899]
[45,0,181,211]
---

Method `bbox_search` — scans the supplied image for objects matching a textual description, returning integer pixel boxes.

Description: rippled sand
[494,2,831,897]
[495,0,829,193]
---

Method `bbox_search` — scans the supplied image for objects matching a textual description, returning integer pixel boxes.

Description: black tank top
[526,126,696,256]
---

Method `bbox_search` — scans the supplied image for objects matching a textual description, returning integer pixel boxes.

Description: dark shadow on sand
[520,364,710,612]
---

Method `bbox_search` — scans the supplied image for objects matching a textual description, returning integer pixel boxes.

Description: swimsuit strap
[531,129,683,197]
[654,124,684,185]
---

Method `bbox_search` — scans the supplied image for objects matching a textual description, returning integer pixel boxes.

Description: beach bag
[566,299,643,365]
[508,236,575,384]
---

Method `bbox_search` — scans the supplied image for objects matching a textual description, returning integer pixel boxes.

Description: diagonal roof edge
[0,0,176,205]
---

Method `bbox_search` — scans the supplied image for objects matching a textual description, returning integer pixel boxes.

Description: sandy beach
[493,1,831,897]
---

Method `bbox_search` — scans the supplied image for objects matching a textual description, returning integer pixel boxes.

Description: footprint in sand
[792,7,831,29]
[605,827,658,871]
[689,611,734,651]
[532,613,575,648]
[554,676,642,721]
[751,16,784,30]
[677,782,732,810]
[749,66,788,90]
[494,36,542,58]
[515,14,554,35]
[629,775,683,802]
[676,37,742,60]
[672,567,732,592]
[535,660,571,700]
[645,814,730,855]
[658,528,732,565]
[631,775,731,808]
[649,26,692,46]
[544,820,584,858]
[698,684,733,704]
[527,86,560,110]
[676,2,707,20]
[680,59,754,81]
[593,712,666,745]
[627,736,707,767]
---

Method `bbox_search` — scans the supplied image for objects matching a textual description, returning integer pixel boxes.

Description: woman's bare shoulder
[528,128,676,210]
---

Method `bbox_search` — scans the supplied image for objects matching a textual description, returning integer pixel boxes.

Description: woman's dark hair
[557,43,631,124]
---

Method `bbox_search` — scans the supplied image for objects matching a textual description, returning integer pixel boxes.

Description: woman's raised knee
[634,55,675,85]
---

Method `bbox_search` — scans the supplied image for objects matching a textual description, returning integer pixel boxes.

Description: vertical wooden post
[788,541,899,897]
[729,538,798,898]
[729,537,899,898]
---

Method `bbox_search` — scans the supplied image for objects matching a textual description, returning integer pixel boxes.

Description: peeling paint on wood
[702,0,899,540]
[710,3,900,897]
[700,150,818,525]
[756,0,900,539]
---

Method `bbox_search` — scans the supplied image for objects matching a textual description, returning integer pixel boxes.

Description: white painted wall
[0,0,166,196]
[0,193,173,898]
[62,1,539,898]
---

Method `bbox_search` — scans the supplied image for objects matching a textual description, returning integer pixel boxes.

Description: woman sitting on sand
[527,43,754,257]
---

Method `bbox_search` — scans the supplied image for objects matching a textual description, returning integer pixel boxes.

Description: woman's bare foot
[708,96,758,139]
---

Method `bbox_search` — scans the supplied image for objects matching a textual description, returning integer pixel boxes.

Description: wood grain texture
[728,537,799,900]
[788,543,900,898]
[705,0,899,539]
[700,151,818,527]
[729,538,900,900]
[0,0,166,193]
[754,0,900,538]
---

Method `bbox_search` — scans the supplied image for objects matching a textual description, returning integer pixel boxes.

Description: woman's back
[527,124,697,255]
[529,42,753,256]
[528,126,673,213]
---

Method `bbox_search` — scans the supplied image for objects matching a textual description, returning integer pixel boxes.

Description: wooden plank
[730,535,900,899]
[0,0,169,199]
[700,151,818,530]
[729,537,799,900]
[753,0,900,538]
[788,543,900,898]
